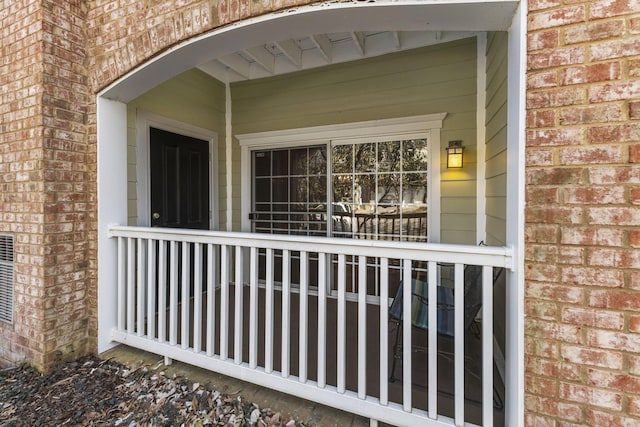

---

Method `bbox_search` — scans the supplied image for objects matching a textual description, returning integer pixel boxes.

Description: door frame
[136,110,219,230]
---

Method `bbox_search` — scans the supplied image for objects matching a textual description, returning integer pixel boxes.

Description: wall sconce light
[446,140,464,168]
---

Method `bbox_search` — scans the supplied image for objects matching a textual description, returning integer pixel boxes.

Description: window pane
[403,139,429,172]
[309,176,326,203]
[254,151,271,176]
[308,147,327,175]
[378,141,401,172]
[272,177,288,203]
[272,150,289,176]
[255,178,271,203]
[354,143,376,173]
[332,175,353,205]
[403,172,428,205]
[290,148,307,175]
[290,177,308,203]
[377,173,401,205]
[332,144,352,174]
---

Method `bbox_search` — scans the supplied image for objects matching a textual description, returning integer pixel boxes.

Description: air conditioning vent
[0,235,14,324]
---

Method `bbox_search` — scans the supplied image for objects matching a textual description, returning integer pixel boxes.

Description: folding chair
[388,264,504,409]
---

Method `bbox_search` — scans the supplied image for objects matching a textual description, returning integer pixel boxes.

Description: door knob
[152,212,160,220]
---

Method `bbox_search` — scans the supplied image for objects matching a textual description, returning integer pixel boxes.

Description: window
[250,138,429,243]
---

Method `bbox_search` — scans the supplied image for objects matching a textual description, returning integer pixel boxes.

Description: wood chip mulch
[0,355,308,426]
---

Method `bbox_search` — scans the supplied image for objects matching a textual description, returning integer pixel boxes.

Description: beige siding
[126,69,227,228]
[484,32,508,246]
[232,38,478,242]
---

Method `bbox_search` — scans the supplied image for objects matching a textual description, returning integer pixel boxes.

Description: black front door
[150,127,210,229]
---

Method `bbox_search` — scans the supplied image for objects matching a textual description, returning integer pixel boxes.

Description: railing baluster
[147,238,156,339]
[299,251,308,383]
[158,241,167,343]
[249,247,258,369]
[402,259,412,411]
[282,249,290,378]
[126,238,135,334]
[181,241,190,349]
[317,253,327,388]
[169,240,178,346]
[220,245,229,360]
[206,244,215,356]
[136,238,145,336]
[379,257,388,406]
[357,255,367,399]
[234,246,244,365]
[337,253,346,394]
[117,237,125,331]
[265,248,274,373]
[482,266,494,427]
[454,262,464,426]
[194,243,203,353]
[428,260,438,419]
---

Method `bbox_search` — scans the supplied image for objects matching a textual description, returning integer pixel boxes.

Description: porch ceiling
[198,30,473,83]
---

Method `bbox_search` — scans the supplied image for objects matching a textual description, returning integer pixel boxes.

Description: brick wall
[0,0,46,367]
[526,0,640,424]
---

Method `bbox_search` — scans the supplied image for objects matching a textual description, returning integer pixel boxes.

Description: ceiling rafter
[217,53,251,79]
[244,46,275,74]
[351,31,365,56]
[310,34,332,63]
[275,39,302,68]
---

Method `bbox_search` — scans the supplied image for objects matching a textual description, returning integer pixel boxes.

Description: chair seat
[388,279,455,336]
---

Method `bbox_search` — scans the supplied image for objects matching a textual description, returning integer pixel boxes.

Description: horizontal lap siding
[485,32,508,247]
[232,38,478,243]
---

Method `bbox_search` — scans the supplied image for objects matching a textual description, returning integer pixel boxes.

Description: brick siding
[526,0,640,424]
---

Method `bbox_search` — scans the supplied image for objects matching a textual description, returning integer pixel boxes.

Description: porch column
[97,97,128,353]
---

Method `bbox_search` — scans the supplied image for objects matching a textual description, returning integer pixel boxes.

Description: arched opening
[97,2,525,425]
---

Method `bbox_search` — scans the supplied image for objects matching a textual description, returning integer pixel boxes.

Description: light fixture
[446,140,464,168]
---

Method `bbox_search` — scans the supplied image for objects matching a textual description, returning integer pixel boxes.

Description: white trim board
[236,114,446,242]
[135,110,219,230]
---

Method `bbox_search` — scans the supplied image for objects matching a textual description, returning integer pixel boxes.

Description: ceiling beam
[351,31,365,56]
[217,53,251,79]
[311,34,332,62]
[392,31,401,50]
[244,46,275,74]
[275,39,302,68]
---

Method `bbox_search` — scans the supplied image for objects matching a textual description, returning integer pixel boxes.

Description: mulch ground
[0,355,307,426]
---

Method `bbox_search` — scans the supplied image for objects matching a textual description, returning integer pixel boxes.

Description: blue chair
[388,264,504,408]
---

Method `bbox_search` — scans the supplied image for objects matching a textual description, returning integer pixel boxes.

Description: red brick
[528,0,562,11]
[526,206,584,224]
[527,319,582,344]
[589,80,640,103]
[630,144,640,163]
[633,17,640,34]
[526,374,558,397]
[560,62,621,86]
[588,248,640,268]
[527,187,559,205]
[528,167,584,187]
[560,226,624,246]
[588,124,640,144]
[528,6,585,31]
[527,87,586,108]
[558,246,584,264]
[527,109,556,127]
[629,397,640,417]
[527,128,584,146]
[559,383,622,410]
[526,262,561,282]
[590,0,640,19]
[526,337,560,358]
[586,408,640,426]
[563,266,624,287]
[528,46,585,70]
[525,395,582,421]
[559,104,623,125]
[587,368,640,394]
[588,206,640,225]
[563,186,625,204]
[527,149,554,166]
[564,306,624,329]
[590,36,640,61]
[590,289,640,309]
[528,71,558,89]
[563,19,625,44]
[561,344,624,368]
[528,29,560,51]
[527,356,582,381]
[526,224,560,244]
[631,230,640,247]
[559,145,624,165]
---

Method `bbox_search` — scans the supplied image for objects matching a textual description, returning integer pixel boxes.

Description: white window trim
[135,110,219,230]
[236,113,445,242]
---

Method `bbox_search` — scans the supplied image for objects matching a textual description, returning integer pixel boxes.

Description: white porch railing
[108,225,513,427]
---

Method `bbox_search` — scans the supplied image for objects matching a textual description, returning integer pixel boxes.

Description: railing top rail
[108,225,514,270]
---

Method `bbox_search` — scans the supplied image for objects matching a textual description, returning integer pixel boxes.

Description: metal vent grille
[0,235,14,323]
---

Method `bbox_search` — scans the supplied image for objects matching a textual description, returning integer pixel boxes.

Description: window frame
[237,113,446,243]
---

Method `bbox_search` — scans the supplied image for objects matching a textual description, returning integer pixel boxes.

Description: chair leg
[389,322,401,383]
